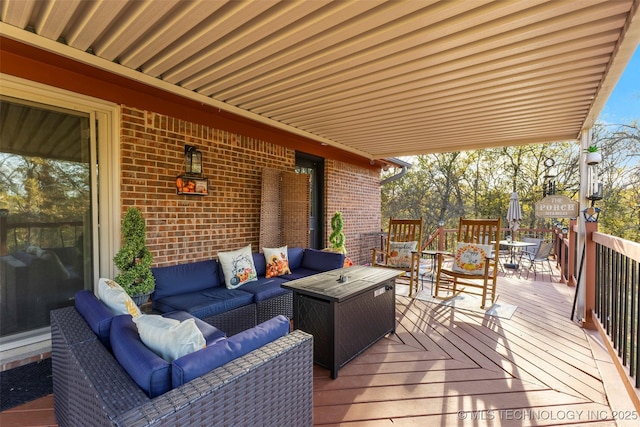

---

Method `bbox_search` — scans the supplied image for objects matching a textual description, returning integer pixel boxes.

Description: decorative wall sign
[176,176,208,196]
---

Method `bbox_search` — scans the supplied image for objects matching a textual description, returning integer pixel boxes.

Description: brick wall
[325,159,382,265]
[120,107,295,266]
[120,107,382,267]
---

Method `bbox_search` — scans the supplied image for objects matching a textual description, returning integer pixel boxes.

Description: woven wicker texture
[256,292,293,324]
[260,168,309,249]
[201,303,256,336]
[51,306,313,426]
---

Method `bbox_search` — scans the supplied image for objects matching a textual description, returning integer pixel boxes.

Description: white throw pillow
[97,278,142,317]
[387,241,418,268]
[133,314,205,362]
[263,246,291,278]
[452,243,493,275]
[218,244,258,288]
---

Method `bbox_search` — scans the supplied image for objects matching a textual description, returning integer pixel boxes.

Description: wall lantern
[176,145,208,196]
[583,206,601,223]
[586,161,603,202]
[184,145,202,177]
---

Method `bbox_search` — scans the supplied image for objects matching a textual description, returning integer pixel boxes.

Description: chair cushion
[301,248,344,271]
[452,242,493,275]
[74,290,115,348]
[153,288,254,319]
[263,246,291,278]
[388,241,418,268]
[97,278,141,317]
[152,259,221,300]
[238,277,289,302]
[218,244,258,289]
[278,268,321,281]
[171,315,290,388]
[132,314,206,362]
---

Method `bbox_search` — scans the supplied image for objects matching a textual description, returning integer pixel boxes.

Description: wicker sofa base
[257,292,293,324]
[51,306,313,427]
[201,303,257,336]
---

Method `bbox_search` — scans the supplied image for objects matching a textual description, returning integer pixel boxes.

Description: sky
[598,45,640,124]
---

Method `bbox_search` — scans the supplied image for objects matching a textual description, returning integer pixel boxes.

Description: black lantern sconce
[586,161,603,201]
[542,157,557,196]
[176,145,208,196]
[184,145,202,177]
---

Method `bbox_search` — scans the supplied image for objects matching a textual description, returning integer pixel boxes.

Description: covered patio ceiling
[1,0,639,160]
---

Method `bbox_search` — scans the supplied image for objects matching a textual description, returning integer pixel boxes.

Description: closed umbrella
[506,191,523,239]
[505,191,523,268]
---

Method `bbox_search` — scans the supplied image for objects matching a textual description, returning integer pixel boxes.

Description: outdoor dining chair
[434,217,501,309]
[519,241,554,280]
[372,218,423,296]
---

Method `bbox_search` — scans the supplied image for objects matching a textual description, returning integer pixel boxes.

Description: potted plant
[113,207,155,305]
[328,211,346,254]
[585,144,602,165]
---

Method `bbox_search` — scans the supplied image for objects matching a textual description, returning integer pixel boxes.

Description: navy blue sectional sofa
[51,290,313,426]
[151,247,345,334]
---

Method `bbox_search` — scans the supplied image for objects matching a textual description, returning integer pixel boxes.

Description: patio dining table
[497,240,537,270]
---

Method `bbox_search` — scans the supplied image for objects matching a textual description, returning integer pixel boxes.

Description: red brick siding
[121,107,294,266]
[325,159,382,265]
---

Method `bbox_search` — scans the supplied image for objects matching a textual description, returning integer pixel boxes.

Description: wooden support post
[582,221,598,330]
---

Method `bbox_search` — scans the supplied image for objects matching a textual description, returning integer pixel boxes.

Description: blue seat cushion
[238,277,289,302]
[152,288,254,319]
[152,260,221,301]
[301,248,344,271]
[74,290,115,349]
[110,315,172,398]
[252,252,266,277]
[172,315,290,388]
[162,311,226,345]
[279,268,322,281]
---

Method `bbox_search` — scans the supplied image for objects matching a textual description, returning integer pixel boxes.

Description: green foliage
[113,207,155,296]
[381,122,640,243]
[329,211,346,254]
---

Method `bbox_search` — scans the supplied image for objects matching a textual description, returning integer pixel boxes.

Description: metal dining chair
[519,241,554,280]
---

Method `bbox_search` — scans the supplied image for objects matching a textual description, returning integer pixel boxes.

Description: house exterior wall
[325,159,382,265]
[121,107,382,267]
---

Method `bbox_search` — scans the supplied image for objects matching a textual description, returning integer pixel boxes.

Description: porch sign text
[534,195,579,219]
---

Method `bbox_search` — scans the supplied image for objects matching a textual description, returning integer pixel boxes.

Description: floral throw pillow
[263,246,291,278]
[218,244,258,289]
[387,241,418,268]
[452,242,494,275]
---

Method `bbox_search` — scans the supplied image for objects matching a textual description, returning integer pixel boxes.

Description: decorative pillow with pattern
[133,314,206,362]
[387,241,418,268]
[263,246,291,278]
[452,242,493,275]
[97,277,142,317]
[218,244,258,289]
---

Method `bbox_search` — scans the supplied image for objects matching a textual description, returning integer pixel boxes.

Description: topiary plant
[329,211,346,254]
[113,207,155,298]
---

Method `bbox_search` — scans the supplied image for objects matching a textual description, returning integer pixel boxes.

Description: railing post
[567,219,577,287]
[582,221,598,330]
[438,224,445,251]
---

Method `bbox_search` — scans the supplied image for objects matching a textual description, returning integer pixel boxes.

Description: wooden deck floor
[0,270,632,426]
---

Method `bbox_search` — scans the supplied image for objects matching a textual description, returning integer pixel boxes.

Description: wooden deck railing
[591,230,640,406]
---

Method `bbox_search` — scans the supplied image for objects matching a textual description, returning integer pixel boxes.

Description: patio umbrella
[506,191,523,239]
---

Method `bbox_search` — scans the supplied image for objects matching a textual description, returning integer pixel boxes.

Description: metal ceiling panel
[1,0,639,159]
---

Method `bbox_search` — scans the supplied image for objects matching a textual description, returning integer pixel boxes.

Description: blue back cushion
[252,253,266,277]
[152,260,220,300]
[74,290,115,349]
[301,248,344,271]
[172,315,290,387]
[287,247,304,270]
[110,315,172,398]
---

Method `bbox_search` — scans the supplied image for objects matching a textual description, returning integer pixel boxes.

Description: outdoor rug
[0,358,52,411]
[413,288,518,319]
